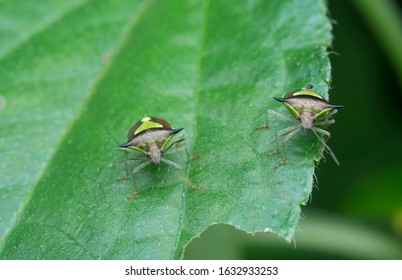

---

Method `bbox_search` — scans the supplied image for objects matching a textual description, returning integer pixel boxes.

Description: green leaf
[0,0,332,259]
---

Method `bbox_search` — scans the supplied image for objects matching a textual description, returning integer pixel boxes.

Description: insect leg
[164,138,186,154]
[312,128,340,165]
[160,157,182,169]
[132,160,152,174]
[256,109,295,130]
[124,160,152,199]
[117,162,130,181]
[312,126,331,143]
[268,109,296,122]
[164,134,200,161]
[314,119,335,127]
[274,127,300,169]
[185,176,203,190]
[127,175,140,200]
[268,125,296,156]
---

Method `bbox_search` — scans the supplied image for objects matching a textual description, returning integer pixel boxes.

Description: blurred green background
[184,0,402,259]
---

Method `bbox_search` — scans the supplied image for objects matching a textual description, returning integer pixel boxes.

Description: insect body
[257,84,343,168]
[117,116,186,197]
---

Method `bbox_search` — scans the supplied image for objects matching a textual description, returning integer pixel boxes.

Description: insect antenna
[160,157,182,169]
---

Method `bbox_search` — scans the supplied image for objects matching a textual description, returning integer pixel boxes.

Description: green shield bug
[257,84,343,168]
[118,116,199,198]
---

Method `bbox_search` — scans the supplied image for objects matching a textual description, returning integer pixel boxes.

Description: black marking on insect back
[170,128,184,134]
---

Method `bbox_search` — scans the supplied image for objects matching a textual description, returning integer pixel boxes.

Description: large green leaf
[0,0,332,259]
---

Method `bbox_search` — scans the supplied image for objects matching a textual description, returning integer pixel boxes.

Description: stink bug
[257,84,343,168]
[117,116,198,198]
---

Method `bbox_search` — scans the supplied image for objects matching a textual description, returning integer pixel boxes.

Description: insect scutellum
[117,116,199,198]
[257,84,343,168]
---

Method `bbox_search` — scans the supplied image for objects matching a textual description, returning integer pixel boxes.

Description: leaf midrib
[169,0,210,259]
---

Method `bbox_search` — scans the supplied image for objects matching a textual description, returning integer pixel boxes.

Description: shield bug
[257,84,343,168]
[117,116,199,198]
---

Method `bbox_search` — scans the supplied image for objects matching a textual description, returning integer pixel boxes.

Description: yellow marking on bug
[141,116,151,122]
[293,90,324,99]
[135,118,164,135]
